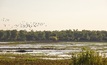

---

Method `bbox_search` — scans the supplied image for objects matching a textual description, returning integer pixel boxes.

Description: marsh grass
[0,57,70,65]
[70,48,107,65]
[0,49,107,65]
[0,53,71,64]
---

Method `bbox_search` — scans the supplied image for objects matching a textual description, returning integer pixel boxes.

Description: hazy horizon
[0,0,107,31]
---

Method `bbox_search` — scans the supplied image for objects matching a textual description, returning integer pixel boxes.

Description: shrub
[70,48,107,65]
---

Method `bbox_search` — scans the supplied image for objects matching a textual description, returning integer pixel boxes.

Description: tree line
[0,29,107,42]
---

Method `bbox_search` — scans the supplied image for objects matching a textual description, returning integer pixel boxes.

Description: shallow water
[0,42,107,59]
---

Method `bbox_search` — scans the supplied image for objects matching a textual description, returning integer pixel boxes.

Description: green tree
[0,30,5,41]
[44,31,51,40]
[26,30,35,41]
[35,31,46,41]
[10,30,18,41]
[17,30,27,41]
[5,30,11,41]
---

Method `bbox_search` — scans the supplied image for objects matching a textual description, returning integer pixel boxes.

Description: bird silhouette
[1,18,47,30]
[3,24,6,27]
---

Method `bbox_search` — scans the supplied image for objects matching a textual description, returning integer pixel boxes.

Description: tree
[49,31,59,41]
[10,30,18,41]
[44,31,51,40]
[35,31,46,41]
[0,30,5,41]
[5,30,11,41]
[17,30,27,41]
[26,30,35,41]
[49,36,58,41]
[1,29,107,42]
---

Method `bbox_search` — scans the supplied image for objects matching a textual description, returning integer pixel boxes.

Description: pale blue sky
[0,0,107,31]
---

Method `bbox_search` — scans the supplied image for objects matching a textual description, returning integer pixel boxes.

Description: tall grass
[0,54,71,65]
[70,48,107,65]
[0,59,70,65]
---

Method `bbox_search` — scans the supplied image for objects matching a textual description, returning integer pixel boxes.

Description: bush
[70,48,107,65]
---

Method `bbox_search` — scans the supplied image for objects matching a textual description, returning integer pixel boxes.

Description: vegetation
[70,48,107,65]
[0,49,107,65]
[0,29,107,42]
[0,54,71,65]
[0,59,70,65]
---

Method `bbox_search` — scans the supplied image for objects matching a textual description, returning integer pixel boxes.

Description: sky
[0,0,107,31]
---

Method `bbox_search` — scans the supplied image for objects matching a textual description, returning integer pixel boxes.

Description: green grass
[0,57,70,65]
[0,59,71,65]
[70,48,107,65]
[0,49,107,65]
[0,42,107,65]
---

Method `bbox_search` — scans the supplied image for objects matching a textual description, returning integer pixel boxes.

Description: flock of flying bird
[1,18,47,30]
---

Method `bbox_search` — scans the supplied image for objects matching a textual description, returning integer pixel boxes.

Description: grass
[70,48,107,65]
[0,49,107,65]
[0,54,71,65]
[0,59,71,65]
[0,42,107,65]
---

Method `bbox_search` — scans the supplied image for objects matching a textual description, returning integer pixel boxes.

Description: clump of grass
[70,47,107,65]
